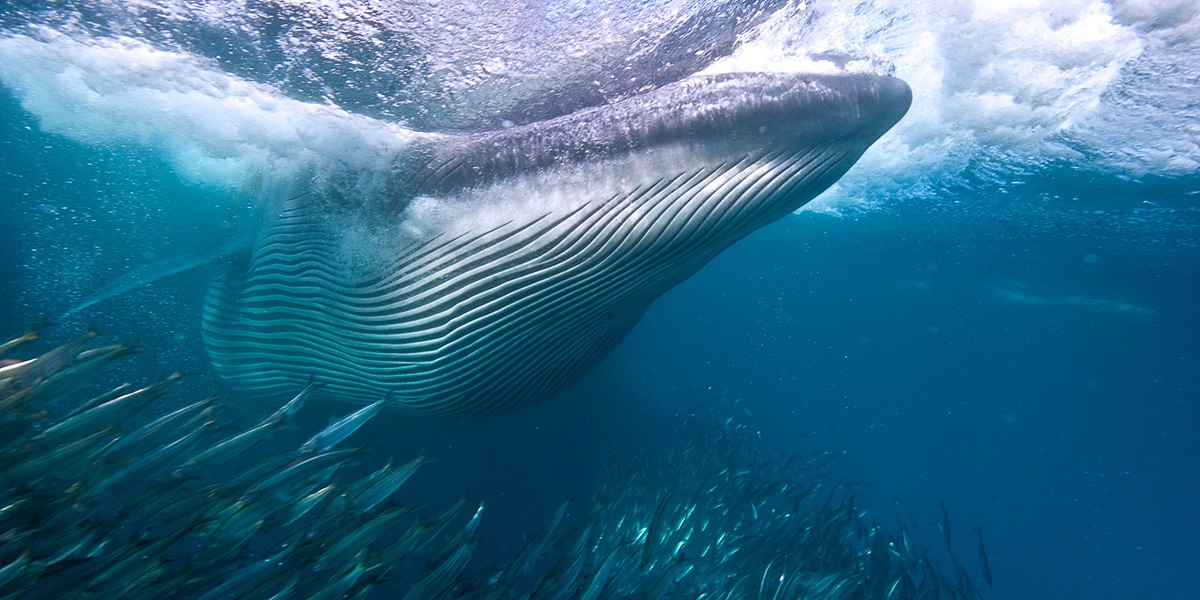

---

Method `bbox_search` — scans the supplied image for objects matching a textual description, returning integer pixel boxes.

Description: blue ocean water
[2,1,1198,599]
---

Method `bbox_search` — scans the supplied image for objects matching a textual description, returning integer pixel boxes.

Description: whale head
[203,72,911,414]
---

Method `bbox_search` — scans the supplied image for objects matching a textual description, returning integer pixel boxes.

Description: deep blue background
[3,78,1199,599]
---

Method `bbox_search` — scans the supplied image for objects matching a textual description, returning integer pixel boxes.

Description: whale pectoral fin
[60,226,254,321]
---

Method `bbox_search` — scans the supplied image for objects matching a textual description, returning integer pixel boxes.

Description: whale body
[202,73,912,414]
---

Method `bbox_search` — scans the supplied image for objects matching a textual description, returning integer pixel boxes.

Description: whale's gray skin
[203,73,911,414]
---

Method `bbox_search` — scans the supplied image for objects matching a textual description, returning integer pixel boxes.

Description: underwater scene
[1,1,1198,599]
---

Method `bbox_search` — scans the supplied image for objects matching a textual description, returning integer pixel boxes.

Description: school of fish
[1,325,989,598]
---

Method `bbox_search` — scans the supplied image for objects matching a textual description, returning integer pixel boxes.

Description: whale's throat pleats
[203,74,911,414]
[204,147,840,413]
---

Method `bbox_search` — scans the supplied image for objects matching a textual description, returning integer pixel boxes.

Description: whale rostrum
[202,73,912,414]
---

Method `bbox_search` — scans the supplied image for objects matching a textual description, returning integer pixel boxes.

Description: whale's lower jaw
[202,139,864,414]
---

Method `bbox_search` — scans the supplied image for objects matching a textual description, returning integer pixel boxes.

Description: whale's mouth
[414,73,913,195]
[204,73,912,414]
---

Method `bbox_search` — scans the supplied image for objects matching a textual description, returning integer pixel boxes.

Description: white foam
[705,0,1199,212]
[2,1,1196,220]
[0,28,419,197]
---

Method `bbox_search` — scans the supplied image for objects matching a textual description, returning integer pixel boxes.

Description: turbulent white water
[1,0,1196,217]
[0,28,418,203]
[757,0,1200,211]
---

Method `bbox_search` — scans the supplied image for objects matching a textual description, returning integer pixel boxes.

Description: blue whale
[202,72,912,414]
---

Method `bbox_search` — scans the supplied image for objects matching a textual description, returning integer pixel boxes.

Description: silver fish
[298,398,386,454]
